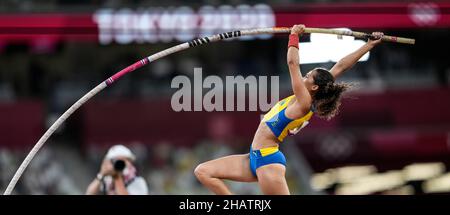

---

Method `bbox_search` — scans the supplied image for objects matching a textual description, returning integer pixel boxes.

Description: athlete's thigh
[200,154,257,182]
[256,164,290,195]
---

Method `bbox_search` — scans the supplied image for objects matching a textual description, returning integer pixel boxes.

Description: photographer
[86,145,148,195]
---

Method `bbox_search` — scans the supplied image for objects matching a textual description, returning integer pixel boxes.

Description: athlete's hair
[312,68,351,120]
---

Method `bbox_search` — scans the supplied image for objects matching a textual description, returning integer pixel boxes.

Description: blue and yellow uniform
[250,95,314,176]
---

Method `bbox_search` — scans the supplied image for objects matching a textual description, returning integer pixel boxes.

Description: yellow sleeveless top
[262,95,313,142]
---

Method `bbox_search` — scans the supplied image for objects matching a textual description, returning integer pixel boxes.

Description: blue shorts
[249,146,287,177]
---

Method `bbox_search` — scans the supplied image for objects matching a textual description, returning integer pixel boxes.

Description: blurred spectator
[20,147,80,195]
[86,145,148,195]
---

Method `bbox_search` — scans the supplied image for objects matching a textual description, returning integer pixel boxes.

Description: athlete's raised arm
[329,32,384,79]
[287,24,312,111]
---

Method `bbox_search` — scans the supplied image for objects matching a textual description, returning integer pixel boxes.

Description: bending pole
[3,26,414,195]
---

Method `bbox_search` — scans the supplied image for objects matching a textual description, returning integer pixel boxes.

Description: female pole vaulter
[194,24,384,195]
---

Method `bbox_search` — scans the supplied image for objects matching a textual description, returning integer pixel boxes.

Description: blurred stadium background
[1,0,450,195]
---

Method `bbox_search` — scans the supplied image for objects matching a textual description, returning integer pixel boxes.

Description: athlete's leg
[194,154,257,195]
[256,164,290,195]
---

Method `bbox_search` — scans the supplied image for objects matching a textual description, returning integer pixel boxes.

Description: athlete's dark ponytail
[312,68,351,120]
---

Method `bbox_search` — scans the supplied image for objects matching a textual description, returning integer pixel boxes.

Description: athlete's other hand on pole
[291,24,305,35]
[368,32,384,46]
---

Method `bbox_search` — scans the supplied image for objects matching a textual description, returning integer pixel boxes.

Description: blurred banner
[0,2,449,45]
[0,101,44,149]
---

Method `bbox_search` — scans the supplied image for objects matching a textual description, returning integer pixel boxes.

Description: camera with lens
[111,159,126,172]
